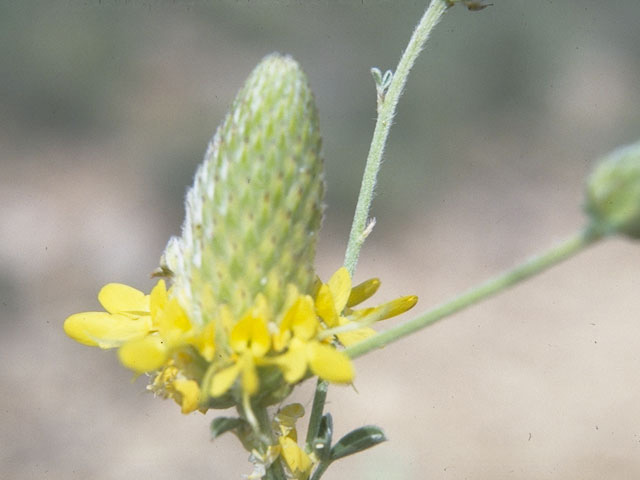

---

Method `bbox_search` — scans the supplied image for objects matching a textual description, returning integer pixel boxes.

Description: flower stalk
[307,1,450,459]
[343,0,449,276]
[346,226,604,359]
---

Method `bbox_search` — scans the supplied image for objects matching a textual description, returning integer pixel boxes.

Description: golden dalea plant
[64,1,640,479]
[65,54,416,478]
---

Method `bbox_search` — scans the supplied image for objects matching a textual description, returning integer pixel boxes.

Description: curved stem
[307,1,450,459]
[344,0,449,276]
[307,1,451,458]
[346,227,604,359]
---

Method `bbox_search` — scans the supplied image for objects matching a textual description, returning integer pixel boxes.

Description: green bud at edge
[585,139,640,239]
[161,54,325,324]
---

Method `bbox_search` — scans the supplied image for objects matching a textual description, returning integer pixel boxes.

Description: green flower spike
[586,139,640,239]
[64,54,418,418]
[163,54,325,323]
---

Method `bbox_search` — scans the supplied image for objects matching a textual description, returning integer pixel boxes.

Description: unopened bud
[585,140,640,239]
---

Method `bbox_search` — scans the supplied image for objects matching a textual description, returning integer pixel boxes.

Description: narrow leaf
[370,67,382,87]
[313,413,333,462]
[330,425,387,461]
[210,417,244,440]
[381,70,393,89]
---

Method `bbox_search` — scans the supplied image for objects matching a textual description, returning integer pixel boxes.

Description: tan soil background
[2,2,640,479]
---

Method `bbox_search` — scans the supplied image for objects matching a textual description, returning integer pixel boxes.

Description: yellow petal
[272,329,291,353]
[241,356,259,395]
[194,322,216,362]
[230,314,252,352]
[315,284,338,327]
[98,283,149,315]
[383,295,418,319]
[337,327,377,347]
[327,267,351,313]
[232,314,271,357]
[158,298,191,334]
[354,295,418,323]
[210,363,241,397]
[279,436,312,477]
[273,346,309,384]
[282,284,301,314]
[276,403,305,429]
[250,316,271,357]
[250,293,271,323]
[118,335,167,373]
[282,295,317,341]
[149,280,168,318]
[173,379,201,414]
[307,342,354,384]
[347,278,380,307]
[64,311,152,348]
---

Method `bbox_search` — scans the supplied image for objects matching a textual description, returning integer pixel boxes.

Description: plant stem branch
[305,378,329,451]
[343,0,449,276]
[346,227,604,359]
[309,460,331,480]
[306,1,450,462]
[253,404,286,480]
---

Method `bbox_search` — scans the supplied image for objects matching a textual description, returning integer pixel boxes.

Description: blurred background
[2,1,640,478]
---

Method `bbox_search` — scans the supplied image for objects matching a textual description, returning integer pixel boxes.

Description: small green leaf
[381,70,393,90]
[330,425,387,461]
[370,67,382,87]
[210,417,244,440]
[313,413,333,462]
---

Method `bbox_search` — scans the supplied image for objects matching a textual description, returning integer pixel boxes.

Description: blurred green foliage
[2,1,640,227]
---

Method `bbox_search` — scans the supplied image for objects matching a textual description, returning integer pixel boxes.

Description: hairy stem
[346,227,604,359]
[343,0,449,276]
[307,1,451,461]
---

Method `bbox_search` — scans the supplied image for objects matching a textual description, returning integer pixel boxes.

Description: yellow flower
[65,280,210,374]
[64,280,214,413]
[64,283,153,348]
[64,267,415,410]
[315,267,418,346]
[116,280,198,373]
[148,362,203,414]
[273,402,306,437]
[207,267,417,398]
[209,295,271,397]
[63,56,417,415]
[279,436,312,480]
[274,404,314,480]
[270,294,354,385]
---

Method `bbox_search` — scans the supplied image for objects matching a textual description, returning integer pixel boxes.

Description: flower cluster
[273,403,313,479]
[64,267,416,414]
[63,54,417,480]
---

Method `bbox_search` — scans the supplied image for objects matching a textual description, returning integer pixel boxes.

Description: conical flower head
[163,54,325,323]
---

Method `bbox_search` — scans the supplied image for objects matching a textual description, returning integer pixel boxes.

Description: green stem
[309,460,331,480]
[343,0,449,276]
[307,0,450,458]
[346,227,604,359]
[305,378,329,451]
[252,404,286,480]
[265,459,287,480]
